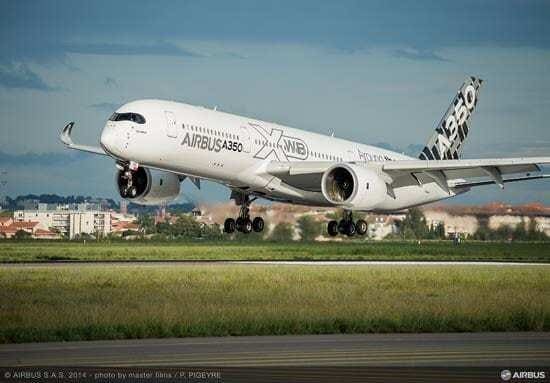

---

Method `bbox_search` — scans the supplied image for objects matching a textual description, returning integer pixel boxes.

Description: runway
[1,333,549,367]
[1,260,549,267]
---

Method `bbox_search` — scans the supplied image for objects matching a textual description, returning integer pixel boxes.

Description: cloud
[89,102,120,113]
[375,142,424,157]
[0,64,57,91]
[62,41,201,57]
[0,151,86,166]
[393,48,449,62]
[104,77,118,87]
[465,140,550,158]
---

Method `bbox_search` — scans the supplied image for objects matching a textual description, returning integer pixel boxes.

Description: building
[0,220,37,238]
[110,212,139,235]
[423,210,479,238]
[422,203,550,238]
[365,214,404,240]
[120,200,128,214]
[13,210,111,239]
[0,216,13,227]
[0,219,59,239]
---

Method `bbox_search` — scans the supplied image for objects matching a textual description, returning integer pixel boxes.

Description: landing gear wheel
[224,218,236,233]
[241,219,253,234]
[338,220,347,235]
[235,217,245,232]
[346,222,356,237]
[356,219,368,236]
[327,220,339,237]
[252,217,264,232]
[225,193,264,235]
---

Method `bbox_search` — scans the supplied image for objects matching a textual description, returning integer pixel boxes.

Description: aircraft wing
[380,157,549,189]
[60,122,107,156]
[265,157,550,192]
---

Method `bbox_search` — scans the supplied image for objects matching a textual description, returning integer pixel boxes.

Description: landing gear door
[165,111,178,138]
[240,126,251,153]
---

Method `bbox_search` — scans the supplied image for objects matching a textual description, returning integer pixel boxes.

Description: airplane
[61,76,550,236]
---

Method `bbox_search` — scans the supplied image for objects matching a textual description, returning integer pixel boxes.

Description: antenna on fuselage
[328,128,335,137]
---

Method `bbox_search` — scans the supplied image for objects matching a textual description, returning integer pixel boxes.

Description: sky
[1,0,549,205]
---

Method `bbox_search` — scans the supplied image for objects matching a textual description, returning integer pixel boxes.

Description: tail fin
[419,76,483,160]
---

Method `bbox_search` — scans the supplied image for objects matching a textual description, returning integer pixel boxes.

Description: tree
[297,215,322,241]
[121,229,139,238]
[137,214,155,234]
[168,215,202,238]
[431,222,446,240]
[513,222,528,241]
[472,221,492,241]
[270,223,294,241]
[13,230,31,240]
[235,229,263,242]
[201,223,224,240]
[495,225,513,241]
[73,232,94,241]
[399,208,429,239]
[527,219,548,241]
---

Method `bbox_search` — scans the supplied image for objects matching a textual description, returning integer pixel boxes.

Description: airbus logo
[250,123,308,161]
[501,369,546,381]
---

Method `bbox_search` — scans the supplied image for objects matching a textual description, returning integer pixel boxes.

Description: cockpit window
[109,112,146,124]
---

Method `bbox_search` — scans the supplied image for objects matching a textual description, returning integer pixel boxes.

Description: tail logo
[420,77,483,161]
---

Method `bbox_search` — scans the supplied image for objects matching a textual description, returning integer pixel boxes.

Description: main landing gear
[327,210,368,237]
[224,194,264,234]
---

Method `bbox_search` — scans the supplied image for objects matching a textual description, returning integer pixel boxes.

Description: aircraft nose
[100,125,119,155]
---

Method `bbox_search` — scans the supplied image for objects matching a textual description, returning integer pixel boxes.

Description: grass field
[1,241,549,263]
[1,264,549,343]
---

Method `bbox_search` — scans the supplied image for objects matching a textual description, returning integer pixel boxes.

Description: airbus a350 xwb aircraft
[61,77,549,236]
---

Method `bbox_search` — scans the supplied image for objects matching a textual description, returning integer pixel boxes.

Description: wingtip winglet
[60,121,75,146]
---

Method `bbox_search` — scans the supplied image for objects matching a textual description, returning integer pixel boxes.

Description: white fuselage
[100,99,451,211]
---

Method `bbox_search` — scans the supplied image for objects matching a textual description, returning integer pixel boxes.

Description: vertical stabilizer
[419,77,483,160]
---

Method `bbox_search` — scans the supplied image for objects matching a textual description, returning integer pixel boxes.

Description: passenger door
[240,126,251,153]
[164,111,178,138]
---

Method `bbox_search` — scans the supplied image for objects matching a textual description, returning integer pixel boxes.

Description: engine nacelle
[116,166,180,205]
[321,163,387,210]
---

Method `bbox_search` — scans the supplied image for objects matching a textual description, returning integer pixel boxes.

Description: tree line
[391,208,548,242]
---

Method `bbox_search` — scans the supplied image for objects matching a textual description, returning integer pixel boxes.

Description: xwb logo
[250,123,309,161]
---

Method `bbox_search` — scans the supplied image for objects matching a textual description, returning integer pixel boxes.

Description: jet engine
[117,166,181,205]
[321,163,387,210]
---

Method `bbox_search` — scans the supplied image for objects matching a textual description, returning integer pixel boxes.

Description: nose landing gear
[327,210,368,237]
[224,193,265,234]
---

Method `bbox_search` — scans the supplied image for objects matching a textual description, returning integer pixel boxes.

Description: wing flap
[382,158,549,180]
[451,174,550,188]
